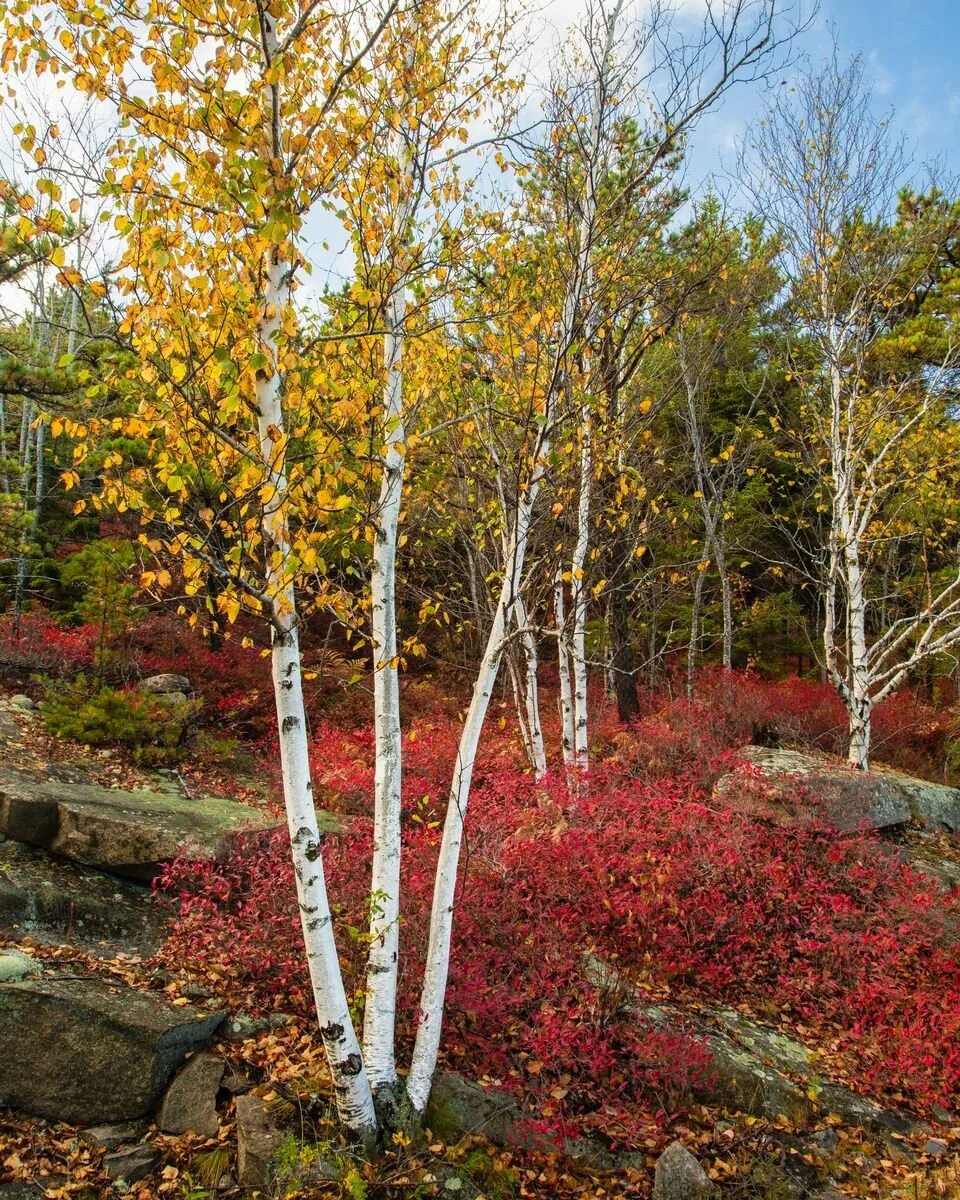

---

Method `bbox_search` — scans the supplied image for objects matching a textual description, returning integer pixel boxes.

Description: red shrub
[158,716,960,1140]
[0,612,102,675]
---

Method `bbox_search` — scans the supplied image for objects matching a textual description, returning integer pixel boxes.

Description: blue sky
[812,0,959,167]
[677,0,960,195]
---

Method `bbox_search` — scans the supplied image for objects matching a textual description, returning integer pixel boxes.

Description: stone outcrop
[0,840,167,951]
[140,673,192,695]
[79,1122,149,1151]
[585,956,928,1140]
[0,975,223,1123]
[0,764,274,882]
[653,1142,715,1200]
[103,1144,162,1183]
[717,744,960,834]
[0,949,41,981]
[426,1071,525,1146]
[158,1052,224,1138]
[236,1094,286,1189]
[715,745,919,831]
[887,774,960,833]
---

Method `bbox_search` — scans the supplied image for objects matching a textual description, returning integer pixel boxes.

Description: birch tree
[4,0,409,1140]
[406,0,799,1107]
[332,0,517,1115]
[749,53,960,767]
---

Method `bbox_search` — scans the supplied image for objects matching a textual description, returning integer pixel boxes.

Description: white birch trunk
[515,592,547,779]
[256,252,377,1139]
[843,537,872,769]
[0,398,7,493]
[255,9,377,1135]
[406,474,544,1113]
[364,227,407,1097]
[13,401,34,630]
[555,566,576,768]
[570,396,592,771]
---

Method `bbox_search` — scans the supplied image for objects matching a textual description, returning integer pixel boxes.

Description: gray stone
[700,1027,814,1124]
[924,1139,951,1158]
[158,691,190,706]
[426,1071,523,1146]
[9,695,36,711]
[0,950,41,981]
[589,953,938,1144]
[809,1129,839,1153]
[714,1009,813,1074]
[236,1094,285,1189]
[0,1187,44,1199]
[141,673,192,695]
[0,975,223,1123]
[103,1143,162,1183]
[717,745,960,833]
[158,1052,224,1137]
[905,850,960,891]
[221,1012,293,1041]
[817,1083,929,1140]
[80,1121,149,1151]
[221,1064,254,1095]
[0,840,167,953]
[622,997,814,1124]
[653,1141,715,1200]
[890,777,960,833]
[0,764,277,882]
[714,746,911,831]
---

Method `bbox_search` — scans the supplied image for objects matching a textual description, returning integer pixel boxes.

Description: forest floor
[1,664,960,1200]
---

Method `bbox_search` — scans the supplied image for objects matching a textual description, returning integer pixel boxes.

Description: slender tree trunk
[570,396,591,771]
[687,564,705,701]
[847,691,872,770]
[555,567,576,767]
[254,7,378,1131]
[13,401,35,636]
[648,605,658,690]
[365,253,407,1101]
[407,0,621,1110]
[18,396,30,463]
[844,538,872,770]
[0,398,8,494]
[598,328,640,722]
[514,592,547,779]
[407,445,549,1112]
[255,250,377,1140]
[716,539,733,670]
[33,420,45,530]
[608,582,639,721]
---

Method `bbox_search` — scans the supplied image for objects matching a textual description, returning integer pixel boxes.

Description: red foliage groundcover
[6,611,956,1136]
[159,683,960,1145]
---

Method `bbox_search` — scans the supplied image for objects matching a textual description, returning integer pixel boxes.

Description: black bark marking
[281,715,299,733]
[320,1022,344,1042]
[341,1053,363,1077]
